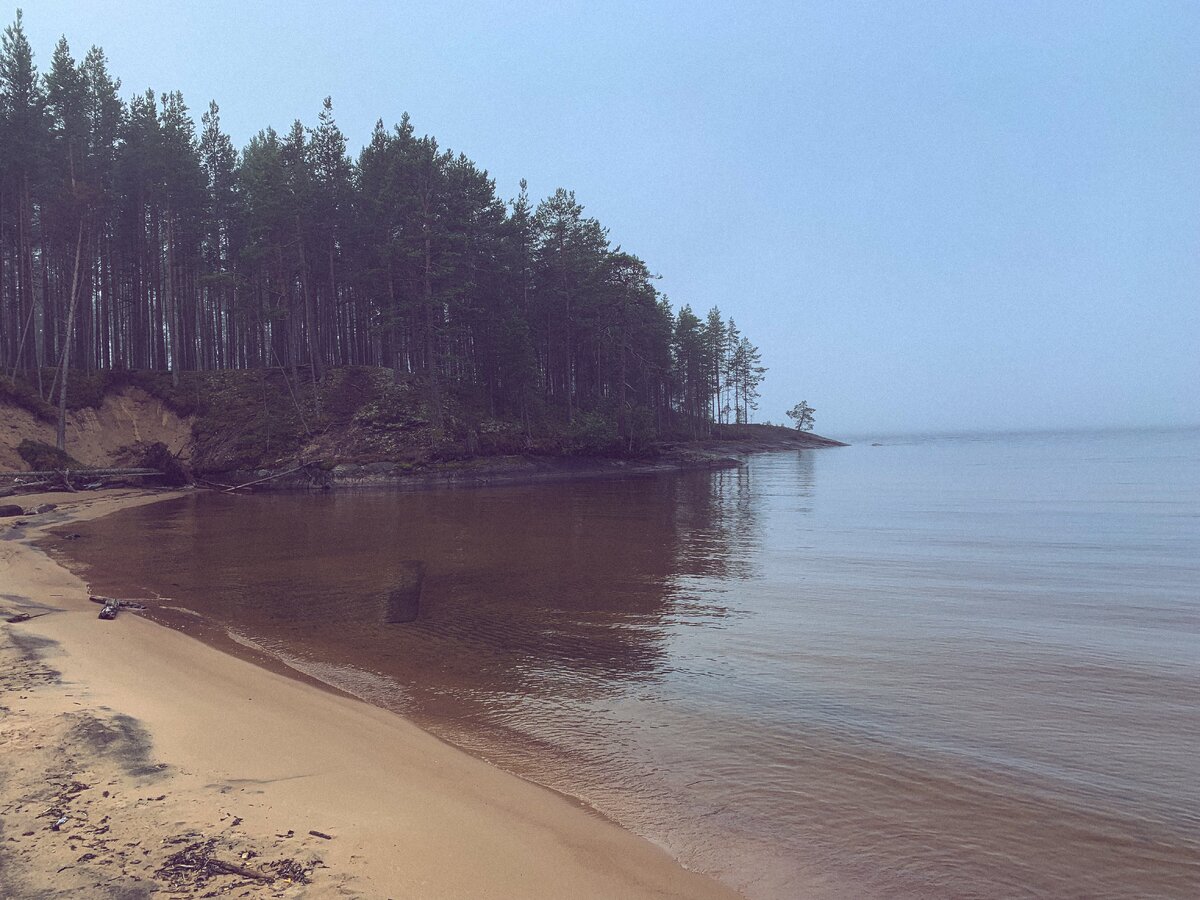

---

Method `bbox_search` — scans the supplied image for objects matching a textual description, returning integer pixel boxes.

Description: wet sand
[0,488,742,898]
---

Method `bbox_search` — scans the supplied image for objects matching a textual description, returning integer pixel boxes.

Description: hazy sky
[19,1,1200,435]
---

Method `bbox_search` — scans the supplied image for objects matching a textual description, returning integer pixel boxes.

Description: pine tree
[80,45,123,369]
[673,304,705,432]
[238,126,290,369]
[0,20,778,452]
[1,10,46,379]
[308,97,353,365]
[43,36,90,446]
[198,100,238,368]
[703,306,725,425]
[532,188,608,423]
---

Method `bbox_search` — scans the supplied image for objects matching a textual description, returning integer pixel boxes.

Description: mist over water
[60,428,1200,898]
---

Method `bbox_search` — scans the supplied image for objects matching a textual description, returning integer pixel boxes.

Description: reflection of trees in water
[662,450,817,622]
[793,450,817,499]
[401,477,702,693]
[64,460,816,704]
[667,465,759,582]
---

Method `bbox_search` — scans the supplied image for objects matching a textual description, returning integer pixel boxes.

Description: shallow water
[59,428,1200,898]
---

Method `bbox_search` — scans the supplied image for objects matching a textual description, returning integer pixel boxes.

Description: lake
[57,427,1200,898]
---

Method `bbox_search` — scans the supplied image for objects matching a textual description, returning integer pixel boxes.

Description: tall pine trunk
[423,231,443,431]
[56,219,85,451]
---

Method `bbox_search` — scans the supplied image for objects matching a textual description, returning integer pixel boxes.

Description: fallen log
[0,469,166,494]
[222,464,308,494]
[0,469,161,480]
[0,482,47,498]
[89,596,149,610]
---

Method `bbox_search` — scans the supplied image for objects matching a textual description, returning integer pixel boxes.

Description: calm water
[58,429,1200,898]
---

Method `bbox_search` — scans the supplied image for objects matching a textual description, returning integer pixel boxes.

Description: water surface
[58,428,1200,898]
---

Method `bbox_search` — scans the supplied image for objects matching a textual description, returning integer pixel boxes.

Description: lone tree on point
[786,401,815,431]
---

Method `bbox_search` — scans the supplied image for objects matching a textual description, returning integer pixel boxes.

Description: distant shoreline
[202,428,848,492]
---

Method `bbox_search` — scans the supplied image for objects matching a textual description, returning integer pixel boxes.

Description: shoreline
[196,433,847,494]
[1,430,846,497]
[0,488,744,898]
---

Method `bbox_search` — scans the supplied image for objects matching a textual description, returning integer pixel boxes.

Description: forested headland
[0,12,795,468]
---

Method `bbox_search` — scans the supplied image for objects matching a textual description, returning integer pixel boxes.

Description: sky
[17,0,1200,435]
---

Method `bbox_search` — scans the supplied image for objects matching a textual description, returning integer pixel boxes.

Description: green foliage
[0,15,785,457]
[65,370,205,415]
[2,369,208,419]
[17,439,84,470]
[0,378,55,421]
[564,412,619,456]
[188,371,307,471]
[320,366,389,425]
[130,440,190,485]
[350,381,426,432]
[786,401,816,431]
[626,405,661,453]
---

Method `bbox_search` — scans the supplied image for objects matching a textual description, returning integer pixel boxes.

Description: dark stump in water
[384,561,426,623]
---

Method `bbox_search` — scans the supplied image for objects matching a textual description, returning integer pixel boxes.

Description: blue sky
[19,1,1200,435]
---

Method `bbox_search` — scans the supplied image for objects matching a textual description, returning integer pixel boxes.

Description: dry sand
[0,387,193,472]
[0,489,742,899]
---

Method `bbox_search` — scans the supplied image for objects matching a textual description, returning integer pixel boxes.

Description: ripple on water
[57,430,1200,899]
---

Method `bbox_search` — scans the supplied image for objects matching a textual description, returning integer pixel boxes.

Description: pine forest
[0,13,769,451]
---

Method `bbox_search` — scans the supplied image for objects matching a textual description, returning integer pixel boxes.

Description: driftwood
[206,859,274,882]
[0,468,161,480]
[157,838,279,886]
[89,596,149,610]
[0,469,165,496]
[222,464,308,494]
[0,481,48,498]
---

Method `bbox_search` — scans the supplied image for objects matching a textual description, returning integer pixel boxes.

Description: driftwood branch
[269,350,312,438]
[5,612,49,623]
[89,596,149,609]
[207,859,274,882]
[0,469,161,480]
[222,464,308,494]
[0,480,47,498]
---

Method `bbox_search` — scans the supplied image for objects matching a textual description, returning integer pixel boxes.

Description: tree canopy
[786,401,815,431]
[1,15,775,446]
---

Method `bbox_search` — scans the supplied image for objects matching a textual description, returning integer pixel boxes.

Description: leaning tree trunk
[57,219,86,452]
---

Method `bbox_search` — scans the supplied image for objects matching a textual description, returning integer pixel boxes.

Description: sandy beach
[0,488,742,899]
